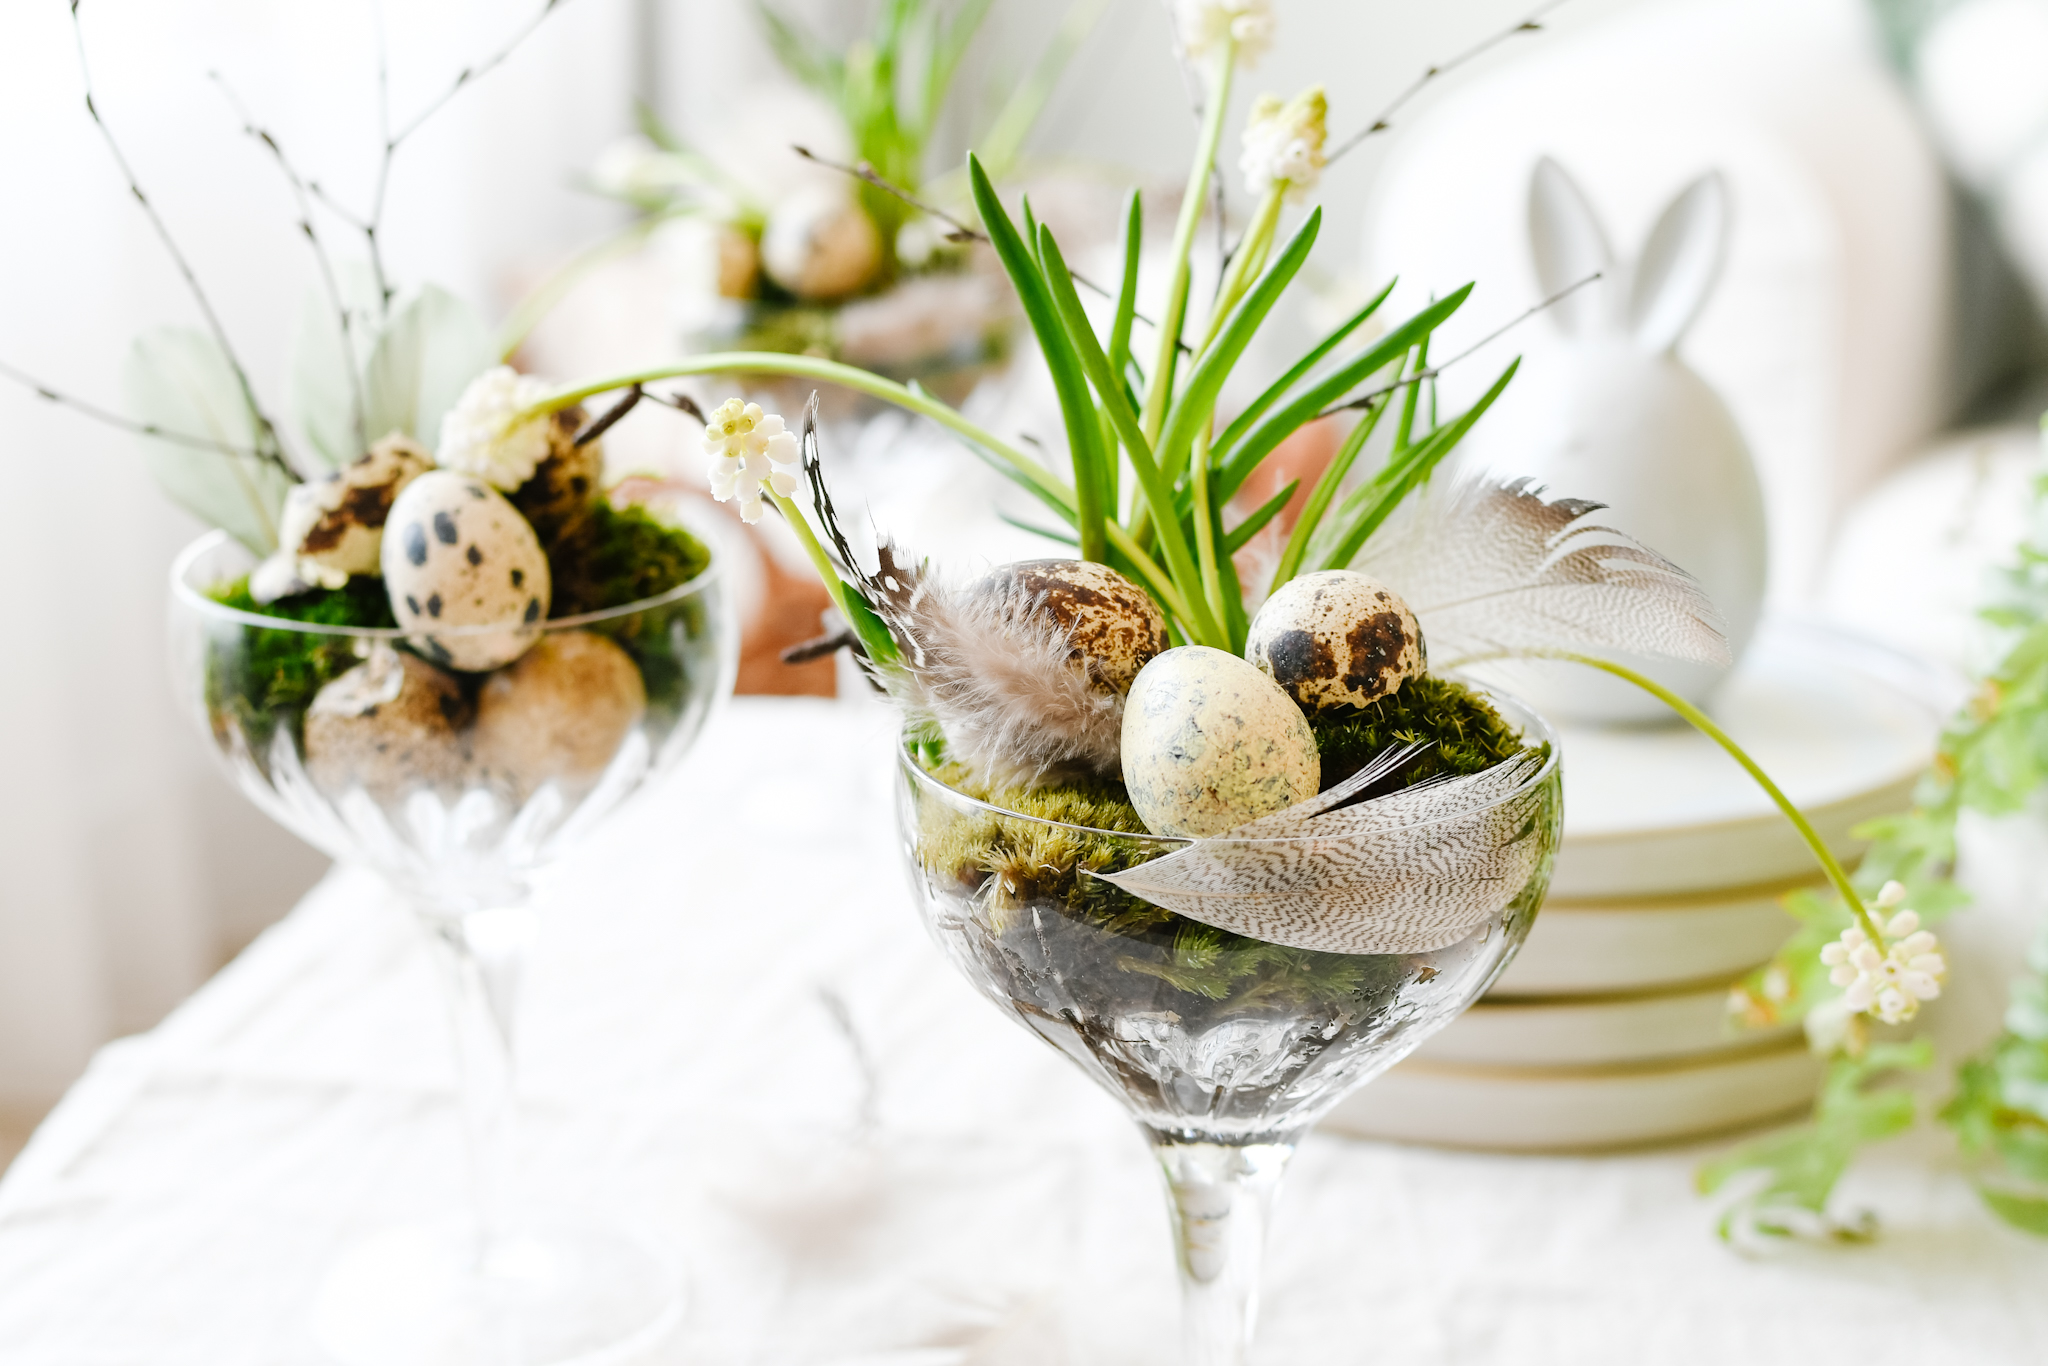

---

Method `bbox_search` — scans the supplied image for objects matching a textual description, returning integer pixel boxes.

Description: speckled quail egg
[761,189,883,302]
[1121,646,1321,838]
[273,432,434,591]
[382,471,552,672]
[1245,571,1425,712]
[303,645,472,800]
[511,404,602,544]
[469,631,647,802]
[973,558,1170,695]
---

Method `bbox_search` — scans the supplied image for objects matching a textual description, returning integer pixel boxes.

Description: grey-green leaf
[123,327,294,554]
[362,286,494,454]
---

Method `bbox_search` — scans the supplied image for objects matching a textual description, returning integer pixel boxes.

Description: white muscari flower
[437,366,557,491]
[1819,881,1946,1025]
[1240,86,1327,200]
[704,398,800,524]
[1176,0,1274,67]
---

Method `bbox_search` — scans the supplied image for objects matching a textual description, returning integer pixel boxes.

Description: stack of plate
[1327,624,1944,1151]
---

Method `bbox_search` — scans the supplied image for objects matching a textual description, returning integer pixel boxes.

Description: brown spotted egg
[1246,571,1425,712]
[1121,646,1321,838]
[973,559,1169,695]
[382,470,552,672]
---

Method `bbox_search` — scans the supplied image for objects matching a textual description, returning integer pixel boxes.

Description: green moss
[1307,673,1529,789]
[547,501,711,618]
[911,673,1541,1016]
[202,577,395,753]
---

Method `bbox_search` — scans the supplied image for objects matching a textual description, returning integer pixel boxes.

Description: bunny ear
[1628,171,1729,353]
[1528,156,1614,338]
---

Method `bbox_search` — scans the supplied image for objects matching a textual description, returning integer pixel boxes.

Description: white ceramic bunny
[1475,156,1766,724]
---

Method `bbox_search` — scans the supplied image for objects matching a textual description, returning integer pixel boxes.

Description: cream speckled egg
[382,471,551,672]
[973,558,1169,695]
[303,645,471,800]
[1121,646,1321,838]
[1246,571,1425,712]
[470,631,647,802]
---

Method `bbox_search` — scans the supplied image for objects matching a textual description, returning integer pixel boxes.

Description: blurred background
[2,0,2041,1145]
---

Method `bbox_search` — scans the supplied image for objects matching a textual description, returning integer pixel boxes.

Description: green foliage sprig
[1706,466,2048,1242]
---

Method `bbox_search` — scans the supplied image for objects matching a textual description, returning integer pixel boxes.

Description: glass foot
[312,1216,684,1366]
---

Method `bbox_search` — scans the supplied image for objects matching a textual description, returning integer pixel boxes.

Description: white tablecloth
[2,698,2043,1365]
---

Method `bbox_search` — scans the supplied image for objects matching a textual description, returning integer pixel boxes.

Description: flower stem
[1142,42,1237,446]
[769,489,853,621]
[1542,652,1885,944]
[1200,184,1285,355]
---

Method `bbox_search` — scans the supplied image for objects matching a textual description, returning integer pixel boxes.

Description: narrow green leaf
[1154,207,1322,480]
[1313,359,1518,572]
[1212,284,1473,509]
[1107,190,1142,413]
[1223,479,1296,554]
[1269,394,1388,593]
[1212,277,1396,458]
[1036,221,1222,645]
[968,157,1110,562]
[998,510,1079,546]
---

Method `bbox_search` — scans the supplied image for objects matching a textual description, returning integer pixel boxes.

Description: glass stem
[422,897,539,1267]
[1151,1133,1296,1366]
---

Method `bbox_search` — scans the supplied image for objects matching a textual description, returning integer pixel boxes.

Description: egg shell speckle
[382,470,551,672]
[974,558,1169,695]
[1246,570,1425,712]
[1121,646,1321,838]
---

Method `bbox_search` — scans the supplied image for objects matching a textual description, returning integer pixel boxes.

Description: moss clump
[911,673,1540,1015]
[547,501,711,618]
[203,577,396,752]
[1308,674,1529,790]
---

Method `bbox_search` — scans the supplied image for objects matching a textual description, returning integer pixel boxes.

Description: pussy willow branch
[790,143,1186,349]
[212,73,367,450]
[0,358,269,460]
[1319,271,1602,419]
[1327,0,1575,165]
[70,1,295,479]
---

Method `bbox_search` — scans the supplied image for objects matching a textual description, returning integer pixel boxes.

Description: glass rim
[169,526,722,639]
[900,675,1561,846]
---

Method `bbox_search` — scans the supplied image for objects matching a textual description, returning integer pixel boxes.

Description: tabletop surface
[2,697,2043,1365]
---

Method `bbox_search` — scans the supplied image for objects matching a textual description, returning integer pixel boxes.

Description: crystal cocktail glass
[169,524,735,1366]
[896,686,1561,1363]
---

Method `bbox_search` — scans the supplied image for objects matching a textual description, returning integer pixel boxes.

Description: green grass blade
[1154,207,1322,479]
[1211,284,1473,510]
[1211,277,1395,458]
[1223,479,1298,555]
[1269,395,1388,593]
[1313,359,1519,572]
[1036,221,1221,645]
[969,157,1111,562]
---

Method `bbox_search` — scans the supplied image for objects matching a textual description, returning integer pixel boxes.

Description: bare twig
[212,72,367,451]
[0,358,270,460]
[335,0,573,314]
[1319,271,1602,418]
[1327,0,1573,165]
[71,1,296,479]
[790,144,1190,351]
[573,383,704,447]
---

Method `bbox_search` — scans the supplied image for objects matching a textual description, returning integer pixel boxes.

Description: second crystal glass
[169,523,735,1366]
[897,686,1562,1363]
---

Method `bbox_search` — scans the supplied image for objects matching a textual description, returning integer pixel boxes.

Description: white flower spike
[438,366,558,491]
[1819,881,1946,1026]
[704,398,801,524]
[1241,86,1327,200]
[1177,0,1274,67]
